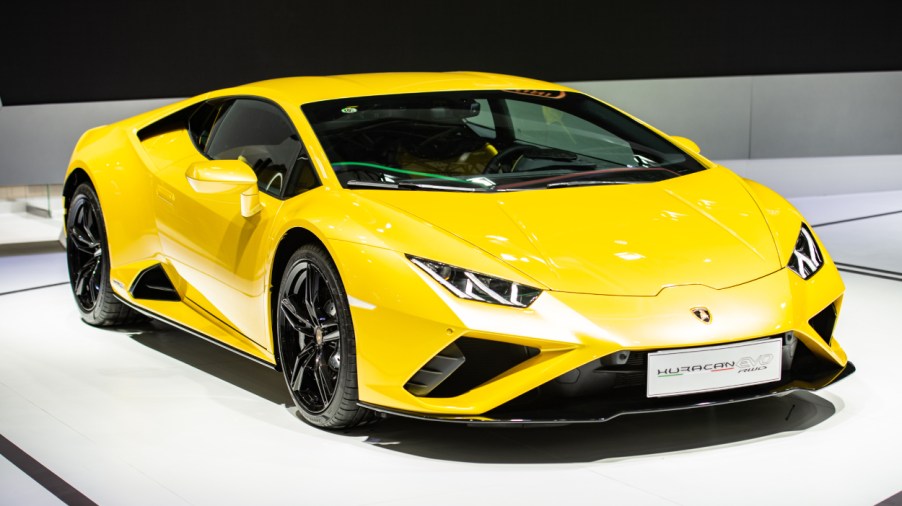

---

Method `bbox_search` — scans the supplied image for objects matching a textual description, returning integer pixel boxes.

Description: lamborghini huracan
[64,72,854,428]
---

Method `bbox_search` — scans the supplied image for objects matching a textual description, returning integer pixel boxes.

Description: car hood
[358,167,782,296]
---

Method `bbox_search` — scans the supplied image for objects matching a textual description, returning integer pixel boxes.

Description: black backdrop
[2,0,901,105]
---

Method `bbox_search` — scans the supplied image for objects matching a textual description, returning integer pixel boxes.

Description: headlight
[787,224,823,279]
[407,255,541,307]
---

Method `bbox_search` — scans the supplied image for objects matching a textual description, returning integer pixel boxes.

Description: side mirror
[186,160,262,218]
[670,135,701,154]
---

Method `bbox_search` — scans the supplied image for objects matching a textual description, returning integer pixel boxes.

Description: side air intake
[130,264,180,301]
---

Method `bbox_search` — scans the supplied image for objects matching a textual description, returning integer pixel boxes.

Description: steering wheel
[483,144,535,174]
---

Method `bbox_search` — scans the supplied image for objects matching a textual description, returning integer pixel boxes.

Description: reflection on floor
[0,193,900,505]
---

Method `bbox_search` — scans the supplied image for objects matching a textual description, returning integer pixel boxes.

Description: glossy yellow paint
[65,72,848,417]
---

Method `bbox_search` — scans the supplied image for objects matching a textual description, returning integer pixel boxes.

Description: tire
[276,244,372,429]
[66,183,144,326]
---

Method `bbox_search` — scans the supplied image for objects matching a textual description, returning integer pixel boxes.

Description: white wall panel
[750,72,902,158]
[563,76,753,160]
[719,155,902,198]
[0,98,179,186]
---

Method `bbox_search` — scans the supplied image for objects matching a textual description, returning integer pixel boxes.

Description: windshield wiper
[399,182,490,192]
[346,179,490,192]
[546,180,630,189]
[346,180,407,190]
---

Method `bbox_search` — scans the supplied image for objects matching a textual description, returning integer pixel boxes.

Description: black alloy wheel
[276,245,370,428]
[68,191,103,312]
[66,183,142,326]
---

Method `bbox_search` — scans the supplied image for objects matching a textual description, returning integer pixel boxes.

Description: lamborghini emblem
[691,307,712,324]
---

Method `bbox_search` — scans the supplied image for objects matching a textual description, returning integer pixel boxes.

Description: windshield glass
[301,90,705,192]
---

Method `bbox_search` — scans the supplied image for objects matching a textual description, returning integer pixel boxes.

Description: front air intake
[404,342,466,396]
[406,337,538,398]
[808,303,837,345]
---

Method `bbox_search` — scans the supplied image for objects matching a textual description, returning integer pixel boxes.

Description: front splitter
[358,362,855,425]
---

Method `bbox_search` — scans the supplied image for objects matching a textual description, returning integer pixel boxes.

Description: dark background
[2,0,901,105]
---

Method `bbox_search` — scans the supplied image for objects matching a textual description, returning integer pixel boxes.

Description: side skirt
[113,293,277,370]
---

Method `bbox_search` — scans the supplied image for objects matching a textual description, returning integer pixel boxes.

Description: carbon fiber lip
[358,361,855,425]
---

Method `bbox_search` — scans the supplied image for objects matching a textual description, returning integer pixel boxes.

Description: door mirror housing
[670,135,701,154]
[186,159,262,217]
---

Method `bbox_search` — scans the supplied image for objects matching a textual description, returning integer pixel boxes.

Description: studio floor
[1,191,900,506]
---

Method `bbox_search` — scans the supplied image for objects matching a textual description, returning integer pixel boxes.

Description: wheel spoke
[314,360,331,402]
[69,226,97,253]
[74,258,98,297]
[83,209,97,243]
[304,268,320,323]
[320,362,336,397]
[322,329,340,343]
[288,355,303,391]
[289,345,316,391]
[280,297,314,335]
[87,260,101,304]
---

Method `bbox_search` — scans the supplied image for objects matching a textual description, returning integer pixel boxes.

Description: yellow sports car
[64,72,854,428]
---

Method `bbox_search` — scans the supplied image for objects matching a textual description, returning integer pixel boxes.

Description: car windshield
[301,90,705,192]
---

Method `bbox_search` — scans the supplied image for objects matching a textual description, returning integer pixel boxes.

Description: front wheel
[276,244,371,429]
[66,183,144,326]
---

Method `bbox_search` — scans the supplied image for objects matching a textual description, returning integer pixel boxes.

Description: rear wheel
[66,183,143,326]
[276,245,371,429]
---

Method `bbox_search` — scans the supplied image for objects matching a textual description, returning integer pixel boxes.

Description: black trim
[113,293,276,369]
[359,362,855,425]
[0,434,98,506]
[184,296,270,350]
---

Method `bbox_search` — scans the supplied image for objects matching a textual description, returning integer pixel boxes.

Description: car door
[153,97,310,346]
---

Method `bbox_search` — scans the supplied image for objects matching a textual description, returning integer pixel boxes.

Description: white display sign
[647,338,783,397]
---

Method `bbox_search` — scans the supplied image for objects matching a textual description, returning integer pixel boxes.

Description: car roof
[225,71,572,105]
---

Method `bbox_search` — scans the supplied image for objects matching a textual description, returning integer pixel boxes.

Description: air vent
[130,264,180,301]
[404,342,466,396]
[408,337,538,398]
[808,303,837,345]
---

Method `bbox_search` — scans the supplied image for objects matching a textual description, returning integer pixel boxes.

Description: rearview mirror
[670,135,701,154]
[186,160,262,217]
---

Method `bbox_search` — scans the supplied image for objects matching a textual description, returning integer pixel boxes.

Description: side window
[187,101,225,153]
[203,99,317,198]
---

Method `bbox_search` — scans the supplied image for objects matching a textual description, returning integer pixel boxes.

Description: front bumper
[335,242,850,421]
